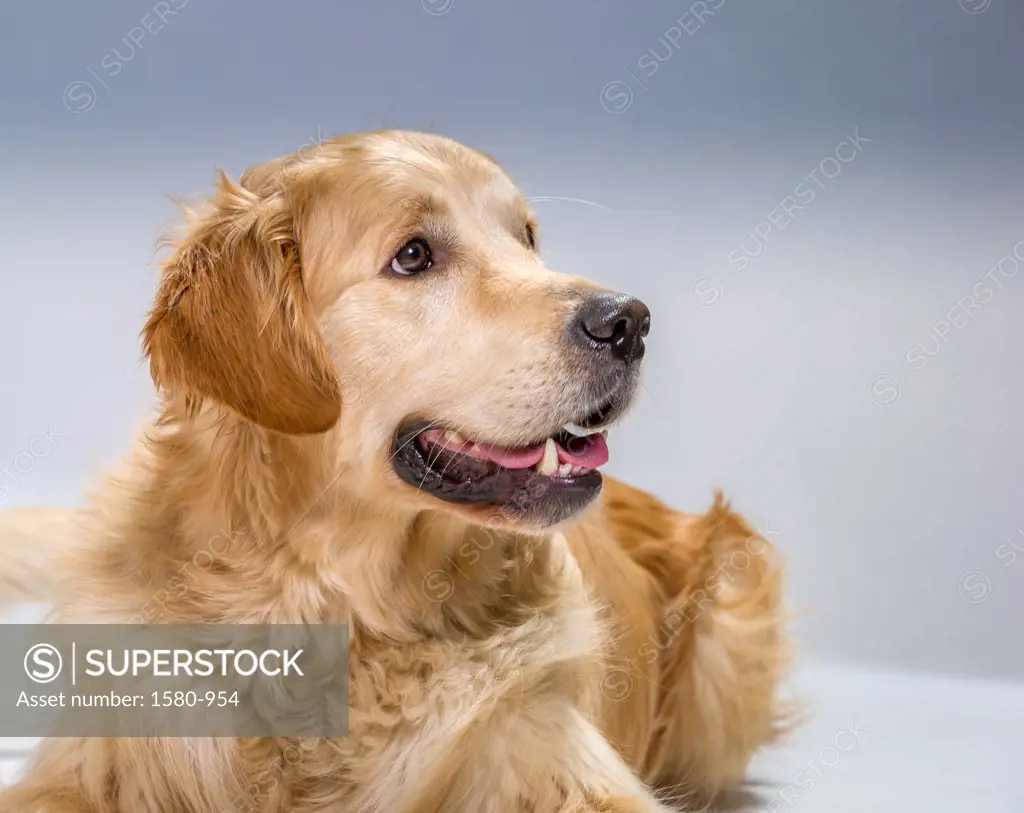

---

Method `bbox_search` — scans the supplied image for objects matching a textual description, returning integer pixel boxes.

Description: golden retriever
[0,131,788,813]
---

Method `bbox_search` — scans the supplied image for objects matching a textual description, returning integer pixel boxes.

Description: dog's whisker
[432,421,477,481]
[416,420,476,493]
[388,419,442,463]
[526,195,616,213]
[416,438,451,492]
[638,380,661,408]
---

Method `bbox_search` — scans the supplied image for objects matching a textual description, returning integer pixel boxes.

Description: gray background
[1,0,1022,683]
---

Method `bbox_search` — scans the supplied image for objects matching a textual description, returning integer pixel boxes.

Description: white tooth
[562,422,593,438]
[557,463,573,477]
[445,430,466,446]
[537,438,559,476]
[570,465,585,476]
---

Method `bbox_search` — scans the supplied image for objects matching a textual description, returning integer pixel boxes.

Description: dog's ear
[142,172,341,434]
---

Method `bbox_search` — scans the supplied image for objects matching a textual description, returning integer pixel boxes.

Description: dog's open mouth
[391,418,612,525]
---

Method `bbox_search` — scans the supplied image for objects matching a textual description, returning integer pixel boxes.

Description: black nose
[574,293,651,363]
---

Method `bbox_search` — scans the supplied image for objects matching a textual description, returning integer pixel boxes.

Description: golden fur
[0,131,789,812]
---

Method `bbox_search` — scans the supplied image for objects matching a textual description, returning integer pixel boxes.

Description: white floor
[735,661,1024,812]
[0,604,46,788]
[2,603,1021,811]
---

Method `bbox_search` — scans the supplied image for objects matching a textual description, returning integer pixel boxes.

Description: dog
[0,131,789,813]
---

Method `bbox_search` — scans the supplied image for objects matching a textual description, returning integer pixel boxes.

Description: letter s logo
[24,643,63,683]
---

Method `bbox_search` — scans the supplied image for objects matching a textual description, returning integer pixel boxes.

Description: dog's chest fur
[332,529,609,810]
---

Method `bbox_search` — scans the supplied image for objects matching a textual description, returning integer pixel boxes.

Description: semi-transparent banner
[2,624,349,737]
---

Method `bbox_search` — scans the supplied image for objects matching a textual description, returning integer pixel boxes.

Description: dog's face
[144,132,649,529]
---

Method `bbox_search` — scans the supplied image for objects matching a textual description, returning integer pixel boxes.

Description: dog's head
[144,132,650,529]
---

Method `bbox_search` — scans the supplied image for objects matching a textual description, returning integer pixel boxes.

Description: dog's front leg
[378,704,674,813]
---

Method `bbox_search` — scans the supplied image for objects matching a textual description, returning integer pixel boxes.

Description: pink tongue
[558,433,609,468]
[419,430,609,470]
[472,440,547,469]
[419,429,544,469]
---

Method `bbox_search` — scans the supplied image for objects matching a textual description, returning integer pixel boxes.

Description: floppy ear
[142,172,342,434]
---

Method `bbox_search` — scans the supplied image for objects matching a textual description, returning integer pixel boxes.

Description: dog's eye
[525,224,537,250]
[390,239,433,276]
